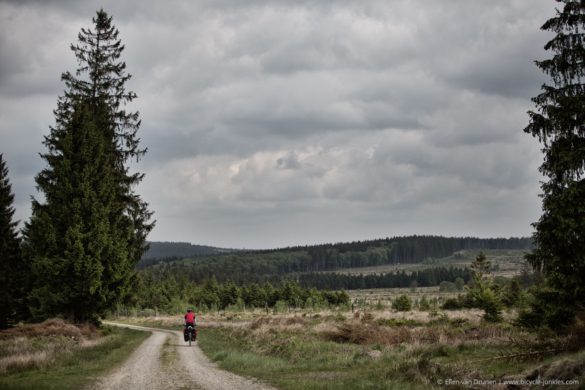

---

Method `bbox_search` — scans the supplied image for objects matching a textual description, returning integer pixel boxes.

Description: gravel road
[90,322,276,390]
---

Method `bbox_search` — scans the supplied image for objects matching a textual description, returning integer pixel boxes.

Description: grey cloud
[445,53,545,99]
[419,1,552,99]
[276,151,301,170]
[0,0,553,247]
[439,27,549,99]
[0,6,75,96]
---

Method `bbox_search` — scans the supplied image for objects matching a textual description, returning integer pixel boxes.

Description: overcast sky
[0,0,554,249]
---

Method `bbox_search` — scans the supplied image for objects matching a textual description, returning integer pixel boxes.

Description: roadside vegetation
[0,319,149,390]
[119,303,585,389]
[116,251,583,389]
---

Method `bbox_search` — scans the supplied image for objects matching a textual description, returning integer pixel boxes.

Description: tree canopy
[0,155,25,328]
[524,0,585,330]
[23,10,153,323]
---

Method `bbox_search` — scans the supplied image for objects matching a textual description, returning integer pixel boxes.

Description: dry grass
[323,321,510,346]
[195,308,516,352]
[120,308,511,339]
[117,315,184,328]
[528,355,585,380]
[191,305,585,389]
[0,347,53,373]
[125,307,584,388]
[118,306,471,328]
[354,308,485,324]
[0,318,104,374]
[0,318,100,340]
[249,316,308,333]
[112,314,253,330]
[500,349,585,386]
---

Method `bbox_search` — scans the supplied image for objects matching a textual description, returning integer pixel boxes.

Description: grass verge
[196,315,585,390]
[198,326,422,390]
[0,325,149,390]
[109,313,585,389]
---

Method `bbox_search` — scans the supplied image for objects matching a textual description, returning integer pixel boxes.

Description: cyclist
[183,309,197,342]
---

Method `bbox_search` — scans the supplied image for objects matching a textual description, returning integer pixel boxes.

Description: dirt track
[90,322,276,390]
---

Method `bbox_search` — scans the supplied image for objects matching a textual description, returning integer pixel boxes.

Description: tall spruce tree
[24,10,153,323]
[0,155,25,328]
[524,0,585,330]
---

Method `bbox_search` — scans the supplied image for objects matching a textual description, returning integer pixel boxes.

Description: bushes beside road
[0,319,149,390]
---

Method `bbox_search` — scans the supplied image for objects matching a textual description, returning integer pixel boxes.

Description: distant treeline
[130,270,350,312]
[298,267,472,290]
[261,236,531,264]
[141,236,531,283]
[139,241,233,266]
[142,263,471,292]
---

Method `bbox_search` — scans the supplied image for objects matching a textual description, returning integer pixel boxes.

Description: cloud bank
[0,0,551,248]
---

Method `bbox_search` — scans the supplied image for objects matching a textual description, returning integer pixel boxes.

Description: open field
[111,307,489,331]
[348,286,461,300]
[0,319,149,390]
[118,307,585,390]
[325,249,529,279]
[108,285,516,328]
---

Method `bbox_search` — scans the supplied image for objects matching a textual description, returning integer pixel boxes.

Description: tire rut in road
[89,326,197,390]
[175,331,277,390]
[97,322,275,390]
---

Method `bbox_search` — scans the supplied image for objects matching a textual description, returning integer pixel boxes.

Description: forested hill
[139,235,532,283]
[265,236,532,264]
[140,241,234,265]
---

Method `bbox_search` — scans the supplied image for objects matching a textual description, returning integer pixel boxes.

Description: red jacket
[185,312,195,324]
